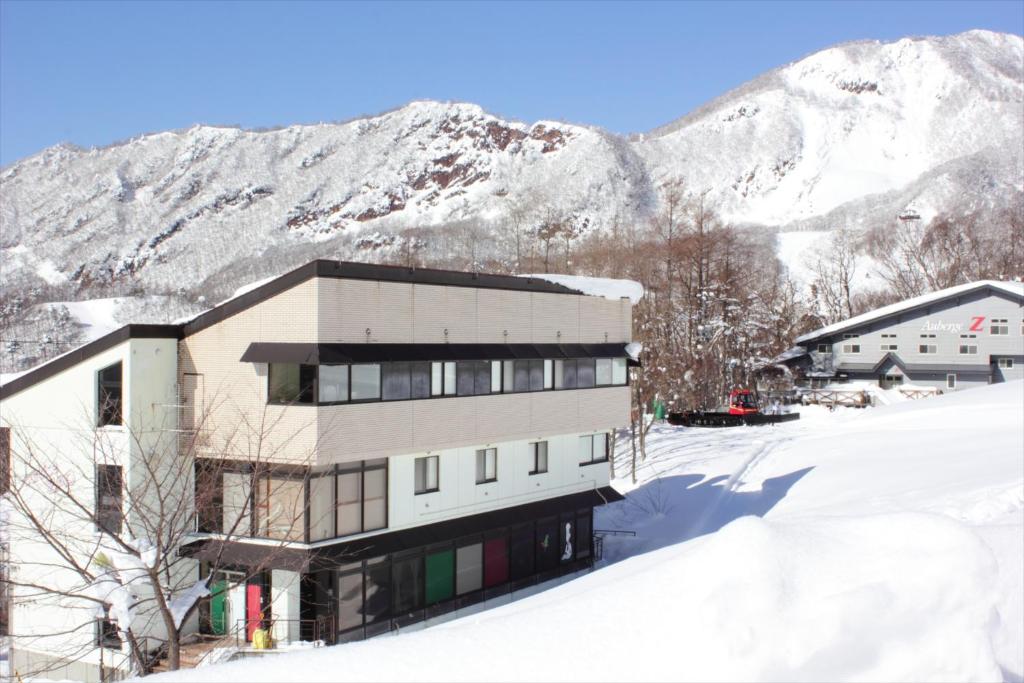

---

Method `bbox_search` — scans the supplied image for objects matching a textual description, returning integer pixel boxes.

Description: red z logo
[969,316,985,332]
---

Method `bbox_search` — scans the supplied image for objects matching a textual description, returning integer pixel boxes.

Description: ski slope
[150,381,1024,682]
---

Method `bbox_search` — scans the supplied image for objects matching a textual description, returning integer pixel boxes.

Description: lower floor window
[96,605,121,649]
[997,358,1014,369]
[946,374,957,389]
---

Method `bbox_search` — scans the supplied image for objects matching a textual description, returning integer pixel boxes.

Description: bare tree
[810,226,860,324]
[2,394,317,676]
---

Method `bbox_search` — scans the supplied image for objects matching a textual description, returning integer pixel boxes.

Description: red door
[246,583,263,641]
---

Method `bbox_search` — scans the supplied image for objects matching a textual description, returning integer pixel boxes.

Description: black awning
[179,486,625,571]
[241,342,634,364]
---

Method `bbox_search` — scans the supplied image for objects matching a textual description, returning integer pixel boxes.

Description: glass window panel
[476,449,496,483]
[392,555,423,615]
[364,561,390,624]
[595,359,612,386]
[309,474,334,541]
[319,365,348,403]
[529,360,544,391]
[484,537,509,588]
[491,361,502,393]
[425,549,454,605]
[536,520,559,571]
[576,513,592,559]
[443,362,457,395]
[513,360,530,392]
[268,363,300,403]
[362,469,387,531]
[561,360,577,389]
[578,435,593,464]
[257,476,304,541]
[455,543,483,595]
[612,358,627,385]
[560,517,576,563]
[337,571,364,631]
[336,472,362,536]
[97,362,123,426]
[531,441,548,473]
[382,362,411,401]
[474,360,491,395]
[431,362,443,396]
[543,359,553,389]
[351,364,381,401]
[577,359,596,388]
[456,361,476,396]
[509,525,534,581]
[415,456,439,494]
[594,434,607,461]
[411,362,431,399]
[502,361,515,392]
[222,472,252,536]
[554,360,565,389]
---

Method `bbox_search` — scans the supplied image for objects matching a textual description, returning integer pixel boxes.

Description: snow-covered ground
[148,381,1023,682]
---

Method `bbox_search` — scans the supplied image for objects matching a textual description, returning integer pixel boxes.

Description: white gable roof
[796,280,1024,344]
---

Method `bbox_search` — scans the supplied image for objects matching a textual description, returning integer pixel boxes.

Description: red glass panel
[483,537,509,587]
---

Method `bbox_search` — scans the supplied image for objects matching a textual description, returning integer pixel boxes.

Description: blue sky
[0,0,1021,165]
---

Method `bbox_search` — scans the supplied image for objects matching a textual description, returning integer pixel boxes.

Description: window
[96,605,121,649]
[958,344,978,355]
[336,471,362,536]
[596,359,613,386]
[843,333,859,340]
[255,474,304,542]
[382,362,412,401]
[351,364,381,401]
[456,543,483,595]
[998,358,1014,369]
[0,427,9,496]
[362,467,387,530]
[502,360,515,393]
[476,448,497,484]
[410,362,431,399]
[841,344,861,354]
[309,474,334,541]
[391,554,424,617]
[95,465,123,534]
[578,434,608,465]
[919,344,937,354]
[456,361,477,396]
[269,363,316,404]
[529,359,544,391]
[576,359,596,388]
[431,362,443,396]
[483,537,509,588]
[490,361,502,392]
[319,365,348,403]
[97,362,123,426]
[555,359,577,389]
[513,360,530,392]
[425,548,455,606]
[509,524,535,581]
[195,461,224,533]
[415,456,439,494]
[611,358,628,385]
[543,360,554,389]
[880,343,898,351]
[816,344,831,354]
[443,362,457,396]
[880,334,898,352]
[946,374,957,390]
[334,459,388,538]
[991,318,1008,335]
[529,441,548,475]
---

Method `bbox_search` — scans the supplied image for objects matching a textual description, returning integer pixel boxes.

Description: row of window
[413,434,608,495]
[333,509,593,640]
[195,460,388,543]
[826,320,1019,355]
[268,357,629,405]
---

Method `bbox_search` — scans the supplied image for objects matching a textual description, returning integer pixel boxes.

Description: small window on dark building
[95,465,123,534]
[268,363,315,404]
[97,362,123,427]
[96,605,122,649]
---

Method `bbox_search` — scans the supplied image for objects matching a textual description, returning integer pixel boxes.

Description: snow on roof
[796,280,1024,343]
[520,274,644,304]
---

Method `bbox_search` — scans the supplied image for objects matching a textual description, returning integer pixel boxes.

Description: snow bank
[149,381,1023,683]
[519,274,644,304]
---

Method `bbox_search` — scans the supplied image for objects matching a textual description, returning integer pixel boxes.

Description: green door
[425,549,454,605]
[210,579,228,635]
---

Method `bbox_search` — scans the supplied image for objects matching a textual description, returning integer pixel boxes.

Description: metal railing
[592,529,636,561]
[233,617,334,649]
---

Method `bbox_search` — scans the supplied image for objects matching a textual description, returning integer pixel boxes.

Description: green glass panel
[210,579,228,635]
[425,549,454,605]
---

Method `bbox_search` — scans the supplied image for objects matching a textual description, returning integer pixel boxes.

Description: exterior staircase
[148,634,233,674]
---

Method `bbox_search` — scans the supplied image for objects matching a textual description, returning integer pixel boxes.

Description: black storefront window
[364,559,391,628]
[560,514,577,564]
[391,553,424,622]
[576,510,592,560]
[509,524,535,582]
[536,517,559,573]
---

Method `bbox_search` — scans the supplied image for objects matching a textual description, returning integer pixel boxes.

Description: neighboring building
[0,260,634,679]
[777,280,1024,391]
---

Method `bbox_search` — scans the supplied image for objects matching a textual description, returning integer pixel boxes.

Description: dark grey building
[780,281,1024,392]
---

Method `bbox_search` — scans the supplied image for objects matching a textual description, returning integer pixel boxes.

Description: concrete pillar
[271,569,301,645]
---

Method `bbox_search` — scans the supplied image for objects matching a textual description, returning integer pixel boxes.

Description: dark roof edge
[0,324,181,401]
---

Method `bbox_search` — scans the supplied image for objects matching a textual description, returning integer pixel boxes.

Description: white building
[0,260,635,679]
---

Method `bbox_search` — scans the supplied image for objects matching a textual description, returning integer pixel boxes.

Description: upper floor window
[269,363,315,404]
[880,334,897,351]
[415,456,439,495]
[841,343,860,354]
[958,344,978,355]
[319,365,349,403]
[919,344,937,354]
[997,358,1014,369]
[579,434,608,465]
[96,605,121,649]
[351,364,381,401]
[97,362,123,427]
[476,448,497,484]
[990,319,1008,335]
[95,464,123,534]
[842,333,859,340]
[529,441,548,475]
[816,344,831,354]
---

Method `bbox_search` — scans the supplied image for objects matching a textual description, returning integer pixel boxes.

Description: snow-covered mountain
[0,30,1021,337]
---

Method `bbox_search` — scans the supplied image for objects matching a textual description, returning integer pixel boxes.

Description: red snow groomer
[667,388,800,428]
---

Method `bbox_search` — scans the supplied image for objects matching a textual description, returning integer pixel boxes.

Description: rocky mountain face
[1,30,1021,370]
